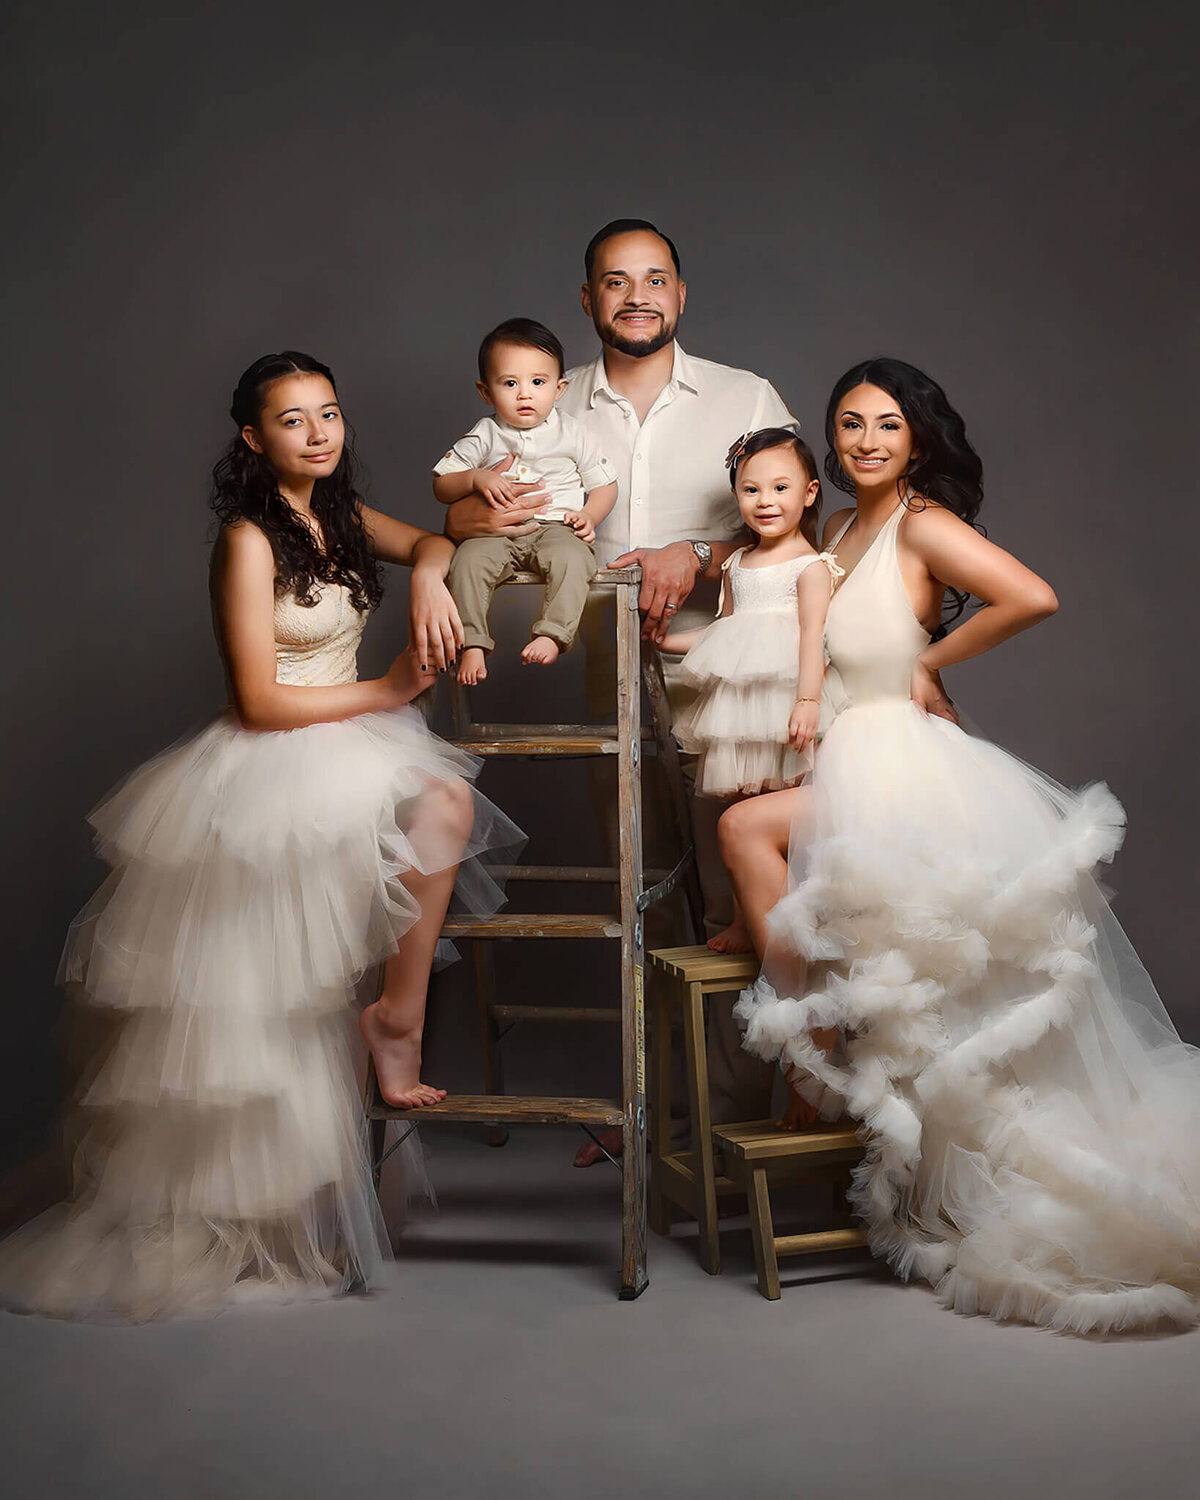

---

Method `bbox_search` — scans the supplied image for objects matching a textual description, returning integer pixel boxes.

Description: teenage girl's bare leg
[718,788,836,1129]
[360,777,474,1108]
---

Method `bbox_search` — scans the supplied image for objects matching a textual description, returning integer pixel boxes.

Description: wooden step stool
[711,1120,867,1300]
[646,944,761,1276]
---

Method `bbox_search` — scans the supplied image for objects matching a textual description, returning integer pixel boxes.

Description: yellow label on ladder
[634,964,645,1094]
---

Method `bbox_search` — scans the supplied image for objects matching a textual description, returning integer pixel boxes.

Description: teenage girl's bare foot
[457,647,488,686]
[573,1125,622,1167]
[521,635,561,666]
[359,1000,446,1109]
[707,917,753,953]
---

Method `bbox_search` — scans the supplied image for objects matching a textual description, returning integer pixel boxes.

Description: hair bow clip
[724,431,755,469]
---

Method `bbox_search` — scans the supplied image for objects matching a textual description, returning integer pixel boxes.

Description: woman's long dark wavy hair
[210,351,383,612]
[824,357,984,631]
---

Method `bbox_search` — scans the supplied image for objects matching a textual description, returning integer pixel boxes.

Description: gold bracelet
[795,696,819,705]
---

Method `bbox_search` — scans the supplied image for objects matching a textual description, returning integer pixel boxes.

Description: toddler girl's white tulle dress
[672,547,843,797]
[0,582,522,1321]
[736,505,1200,1333]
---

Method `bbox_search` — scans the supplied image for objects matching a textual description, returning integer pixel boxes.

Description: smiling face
[476,342,566,428]
[833,382,918,494]
[582,229,686,358]
[242,373,344,490]
[735,445,820,541]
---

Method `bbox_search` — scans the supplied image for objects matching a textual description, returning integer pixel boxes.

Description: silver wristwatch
[689,539,713,575]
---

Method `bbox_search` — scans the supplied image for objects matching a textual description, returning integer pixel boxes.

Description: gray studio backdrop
[3,1,1197,1166]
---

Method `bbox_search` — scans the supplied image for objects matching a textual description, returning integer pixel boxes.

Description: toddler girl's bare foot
[458,647,488,686]
[359,1000,446,1109]
[707,916,753,953]
[521,635,561,666]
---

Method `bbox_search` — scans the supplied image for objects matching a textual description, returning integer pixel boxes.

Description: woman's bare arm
[359,506,464,672]
[210,523,430,731]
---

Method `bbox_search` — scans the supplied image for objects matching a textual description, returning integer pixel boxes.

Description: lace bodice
[722,547,842,615]
[273,583,366,686]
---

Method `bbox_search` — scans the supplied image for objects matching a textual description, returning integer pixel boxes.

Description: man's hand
[445,457,551,542]
[562,510,596,544]
[911,659,959,724]
[609,540,702,642]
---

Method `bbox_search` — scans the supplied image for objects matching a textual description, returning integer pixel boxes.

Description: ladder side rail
[617,573,649,1298]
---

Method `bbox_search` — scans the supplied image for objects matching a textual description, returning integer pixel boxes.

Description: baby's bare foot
[359,1000,446,1109]
[457,647,488,686]
[707,918,753,954]
[521,636,561,666]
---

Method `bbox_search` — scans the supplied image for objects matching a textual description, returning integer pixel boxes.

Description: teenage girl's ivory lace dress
[0,582,522,1321]
[736,504,1200,1334]
[672,547,843,797]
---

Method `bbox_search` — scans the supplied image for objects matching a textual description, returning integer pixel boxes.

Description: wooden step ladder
[365,566,702,1300]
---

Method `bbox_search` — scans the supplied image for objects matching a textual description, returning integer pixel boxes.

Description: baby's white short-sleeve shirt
[434,407,616,522]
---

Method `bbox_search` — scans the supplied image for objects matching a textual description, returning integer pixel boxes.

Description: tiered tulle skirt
[736,699,1200,1333]
[673,609,811,797]
[0,707,522,1321]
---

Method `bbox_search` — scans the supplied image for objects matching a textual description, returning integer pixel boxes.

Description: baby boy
[434,318,617,685]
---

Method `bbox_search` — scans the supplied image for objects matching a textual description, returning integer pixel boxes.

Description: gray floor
[3,1127,1197,1500]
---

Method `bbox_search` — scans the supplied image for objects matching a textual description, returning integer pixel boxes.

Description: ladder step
[368,1092,625,1126]
[444,913,623,939]
[492,865,669,884]
[501,568,637,587]
[493,1004,621,1024]
[454,730,621,757]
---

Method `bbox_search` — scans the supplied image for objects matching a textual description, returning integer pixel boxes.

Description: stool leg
[648,973,672,1237]
[749,1164,781,1300]
[682,980,719,1275]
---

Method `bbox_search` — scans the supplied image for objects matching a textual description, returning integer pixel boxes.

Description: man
[446,218,796,1158]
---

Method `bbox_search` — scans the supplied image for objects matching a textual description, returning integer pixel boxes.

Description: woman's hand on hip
[911,659,959,723]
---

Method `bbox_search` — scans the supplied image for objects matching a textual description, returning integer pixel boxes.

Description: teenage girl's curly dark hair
[824,357,984,631]
[210,351,383,613]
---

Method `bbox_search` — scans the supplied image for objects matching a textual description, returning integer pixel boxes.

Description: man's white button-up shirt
[557,344,795,580]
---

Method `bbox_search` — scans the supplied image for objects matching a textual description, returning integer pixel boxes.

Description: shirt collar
[586,343,699,408]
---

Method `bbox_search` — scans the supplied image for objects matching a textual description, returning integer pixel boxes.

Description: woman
[1,351,521,1320]
[725,358,1200,1333]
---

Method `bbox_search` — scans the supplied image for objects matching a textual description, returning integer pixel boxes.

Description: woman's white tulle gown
[736,504,1200,1334]
[0,582,522,1321]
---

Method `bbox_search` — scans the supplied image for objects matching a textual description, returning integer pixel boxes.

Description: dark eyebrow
[603,266,671,277]
[275,403,338,418]
[841,408,903,421]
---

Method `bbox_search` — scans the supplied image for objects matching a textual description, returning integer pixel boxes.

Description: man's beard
[598,314,676,359]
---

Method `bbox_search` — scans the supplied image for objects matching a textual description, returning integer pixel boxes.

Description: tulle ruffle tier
[674,609,812,797]
[736,699,1200,1334]
[1,706,523,1321]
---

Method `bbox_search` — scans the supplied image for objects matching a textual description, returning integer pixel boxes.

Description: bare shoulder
[821,507,855,548]
[210,519,275,587]
[899,499,976,547]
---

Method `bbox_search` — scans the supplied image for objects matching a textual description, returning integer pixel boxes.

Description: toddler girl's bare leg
[360,777,475,1108]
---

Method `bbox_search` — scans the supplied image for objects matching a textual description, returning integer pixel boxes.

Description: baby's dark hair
[726,426,822,547]
[584,218,681,282]
[478,318,565,383]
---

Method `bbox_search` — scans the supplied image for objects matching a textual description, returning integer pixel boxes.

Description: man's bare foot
[707,917,753,954]
[521,635,561,666]
[359,1000,446,1109]
[573,1125,622,1167]
[458,647,488,686]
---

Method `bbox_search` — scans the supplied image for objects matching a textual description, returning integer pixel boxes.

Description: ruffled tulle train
[736,700,1200,1334]
[1,706,523,1321]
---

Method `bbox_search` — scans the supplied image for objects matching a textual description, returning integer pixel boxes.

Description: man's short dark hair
[584,219,682,282]
[477,318,565,383]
